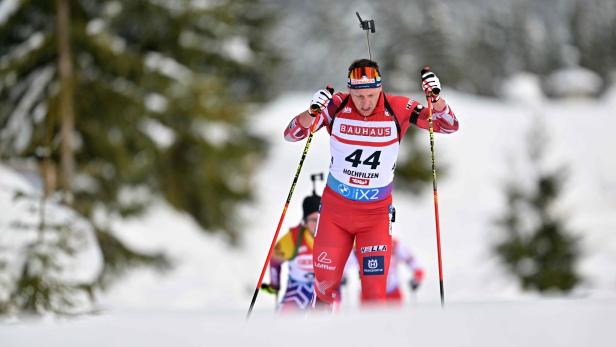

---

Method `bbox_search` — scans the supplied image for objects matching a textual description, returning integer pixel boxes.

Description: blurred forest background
[0,0,614,314]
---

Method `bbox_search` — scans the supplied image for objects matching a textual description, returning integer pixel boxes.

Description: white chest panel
[329,118,399,190]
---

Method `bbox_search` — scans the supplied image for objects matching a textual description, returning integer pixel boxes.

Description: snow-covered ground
[2,88,616,345]
[2,298,615,347]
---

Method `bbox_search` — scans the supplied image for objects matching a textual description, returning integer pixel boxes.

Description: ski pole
[247,86,334,319]
[421,66,445,307]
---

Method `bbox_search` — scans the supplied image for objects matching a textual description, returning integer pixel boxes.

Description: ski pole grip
[310,85,335,114]
[421,66,441,95]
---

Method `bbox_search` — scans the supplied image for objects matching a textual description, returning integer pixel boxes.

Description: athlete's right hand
[260,283,279,295]
[309,88,333,117]
[410,278,421,291]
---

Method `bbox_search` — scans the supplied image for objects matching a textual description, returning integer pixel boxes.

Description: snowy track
[2,298,614,347]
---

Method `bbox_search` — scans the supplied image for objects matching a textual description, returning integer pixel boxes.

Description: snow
[140,118,175,148]
[501,73,544,105]
[100,201,246,310]
[0,165,102,289]
[2,87,616,344]
[144,52,193,83]
[102,1,122,18]
[0,32,46,70]
[198,121,233,146]
[1,66,54,152]
[144,93,168,113]
[86,19,105,36]
[0,0,19,26]
[546,67,603,97]
[222,36,253,63]
[190,0,214,10]
[1,299,615,346]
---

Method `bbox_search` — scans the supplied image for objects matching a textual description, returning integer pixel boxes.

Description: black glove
[260,283,279,295]
[410,279,421,291]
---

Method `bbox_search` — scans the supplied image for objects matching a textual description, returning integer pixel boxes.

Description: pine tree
[0,191,96,315]
[0,0,278,312]
[493,124,581,293]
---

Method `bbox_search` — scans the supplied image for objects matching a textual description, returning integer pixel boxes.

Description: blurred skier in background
[343,237,425,304]
[261,175,324,311]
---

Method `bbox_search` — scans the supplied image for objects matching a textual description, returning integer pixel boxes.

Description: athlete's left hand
[410,268,425,291]
[421,70,441,102]
[309,88,333,116]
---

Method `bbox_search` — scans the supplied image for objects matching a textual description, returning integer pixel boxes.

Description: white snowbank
[501,73,544,105]
[0,165,102,302]
[546,67,602,98]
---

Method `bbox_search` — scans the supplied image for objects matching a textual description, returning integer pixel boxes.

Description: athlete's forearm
[297,110,313,128]
[416,97,459,134]
[284,110,323,142]
[432,98,446,111]
[284,112,310,142]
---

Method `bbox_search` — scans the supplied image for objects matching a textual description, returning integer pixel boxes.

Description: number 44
[345,149,381,169]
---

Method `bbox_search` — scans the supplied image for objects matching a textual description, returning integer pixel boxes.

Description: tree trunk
[55,0,75,204]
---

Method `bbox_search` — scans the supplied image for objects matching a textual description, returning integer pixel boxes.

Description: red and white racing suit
[284,92,458,304]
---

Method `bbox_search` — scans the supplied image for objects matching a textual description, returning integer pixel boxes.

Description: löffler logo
[315,252,336,271]
[317,252,332,264]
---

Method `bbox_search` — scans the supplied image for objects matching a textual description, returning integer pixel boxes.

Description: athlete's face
[305,212,319,234]
[349,87,382,116]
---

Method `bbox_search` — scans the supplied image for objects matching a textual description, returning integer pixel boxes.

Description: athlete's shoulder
[288,225,303,238]
[325,92,350,120]
[331,92,349,107]
[385,94,419,112]
[274,227,302,260]
[333,92,349,102]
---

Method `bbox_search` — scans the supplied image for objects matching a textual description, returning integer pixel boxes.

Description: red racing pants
[313,186,393,304]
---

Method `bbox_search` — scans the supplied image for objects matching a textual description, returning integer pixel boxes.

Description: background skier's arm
[268,256,283,290]
[266,232,294,291]
[396,242,425,291]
